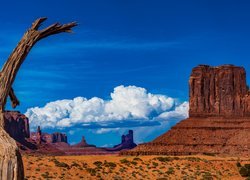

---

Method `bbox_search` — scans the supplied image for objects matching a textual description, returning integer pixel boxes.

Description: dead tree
[0,17,77,180]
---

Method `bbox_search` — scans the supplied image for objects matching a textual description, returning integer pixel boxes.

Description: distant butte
[122,65,250,156]
[105,130,137,151]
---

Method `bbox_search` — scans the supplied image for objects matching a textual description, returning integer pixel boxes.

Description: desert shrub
[52,159,69,169]
[120,158,130,165]
[131,161,138,166]
[236,162,241,167]
[93,161,103,167]
[71,161,80,168]
[154,157,171,162]
[152,162,159,167]
[245,164,250,169]
[184,157,202,162]
[82,162,88,168]
[132,171,136,177]
[35,168,40,171]
[239,167,249,177]
[166,167,174,175]
[133,157,142,161]
[139,166,143,171]
[237,163,250,177]
[119,167,126,173]
[105,162,117,169]
[86,168,97,176]
[41,172,53,179]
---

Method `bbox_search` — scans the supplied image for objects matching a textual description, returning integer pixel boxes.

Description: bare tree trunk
[0,17,77,180]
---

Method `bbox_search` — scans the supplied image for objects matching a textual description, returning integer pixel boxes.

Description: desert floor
[22,154,250,180]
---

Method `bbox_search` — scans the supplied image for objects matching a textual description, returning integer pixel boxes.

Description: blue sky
[1,0,250,146]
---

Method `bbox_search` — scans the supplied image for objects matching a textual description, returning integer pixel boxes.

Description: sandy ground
[22,154,250,180]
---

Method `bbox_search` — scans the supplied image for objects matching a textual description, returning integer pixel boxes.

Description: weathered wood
[9,88,20,108]
[0,17,77,180]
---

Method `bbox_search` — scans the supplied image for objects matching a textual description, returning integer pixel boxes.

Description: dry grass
[23,154,250,179]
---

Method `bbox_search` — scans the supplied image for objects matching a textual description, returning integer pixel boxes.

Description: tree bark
[0,17,77,179]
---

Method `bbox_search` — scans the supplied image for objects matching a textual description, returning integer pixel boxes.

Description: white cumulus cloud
[25,85,188,130]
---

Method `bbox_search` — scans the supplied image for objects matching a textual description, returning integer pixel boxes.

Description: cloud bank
[25,85,188,130]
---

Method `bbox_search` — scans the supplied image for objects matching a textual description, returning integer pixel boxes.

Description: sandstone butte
[122,64,250,157]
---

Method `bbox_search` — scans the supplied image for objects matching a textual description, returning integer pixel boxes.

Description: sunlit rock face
[189,65,249,117]
[122,65,250,157]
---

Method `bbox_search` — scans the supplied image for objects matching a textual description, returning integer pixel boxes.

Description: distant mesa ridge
[122,64,250,156]
[30,126,68,144]
[3,111,137,155]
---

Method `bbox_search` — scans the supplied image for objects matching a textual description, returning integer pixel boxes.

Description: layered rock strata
[122,65,250,156]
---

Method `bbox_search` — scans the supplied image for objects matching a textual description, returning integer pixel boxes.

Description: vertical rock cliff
[122,65,250,156]
[189,65,248,117]
[4,111,30,142]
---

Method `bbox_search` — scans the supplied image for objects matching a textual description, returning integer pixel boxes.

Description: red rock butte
[122,65,250,156]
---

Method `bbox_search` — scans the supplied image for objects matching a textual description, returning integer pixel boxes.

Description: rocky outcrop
[106,130,137,151]
[3,111,38,151]
[51,132,68,143]
[30,127,68,144]
[36,126,42,144]
[4,111,30,143]
[122,65,250,157]
[72,136,96,148]
[189,65,249,117]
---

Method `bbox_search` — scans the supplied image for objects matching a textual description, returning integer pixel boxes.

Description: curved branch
[0,17,77,111]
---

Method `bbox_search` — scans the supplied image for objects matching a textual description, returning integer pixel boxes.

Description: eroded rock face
[4,111,30,143]
[30,128,68,144]
[189,65,248,117]
[122,65,250,157]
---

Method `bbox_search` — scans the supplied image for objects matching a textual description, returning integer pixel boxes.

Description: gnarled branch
[0,17,77,111]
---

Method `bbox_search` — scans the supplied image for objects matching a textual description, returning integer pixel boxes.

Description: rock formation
[4,111,30,143]
[72,136,96,148]
[36,126,42,144]
[189,65,250,117]
[106,130,137,151]
[122,65,250,156]
[51,132,68,143]
[30,127,68,144]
